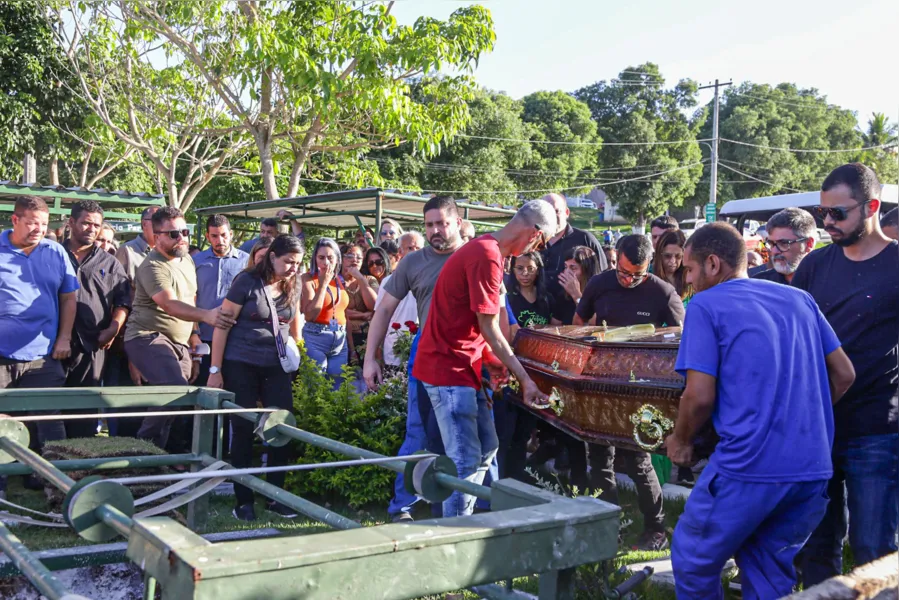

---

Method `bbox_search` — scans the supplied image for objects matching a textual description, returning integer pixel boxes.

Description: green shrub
[286,352,407,507]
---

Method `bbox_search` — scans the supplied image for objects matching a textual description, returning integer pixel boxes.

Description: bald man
[540,193,608,300]
[398,231,424,258]
[460,220,476,243]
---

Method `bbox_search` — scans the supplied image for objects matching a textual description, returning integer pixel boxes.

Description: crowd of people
[0,160,895,598]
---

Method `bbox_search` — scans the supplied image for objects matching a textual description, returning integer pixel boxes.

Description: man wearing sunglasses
[793,163,899,587]
[751,208,817,285]
[124,207,236,450]
[572,234,684,551]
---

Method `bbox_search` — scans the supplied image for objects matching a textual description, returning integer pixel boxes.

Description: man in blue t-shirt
[666,223,856,600]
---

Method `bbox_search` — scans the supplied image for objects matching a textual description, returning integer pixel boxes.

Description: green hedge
[285,352,407,507]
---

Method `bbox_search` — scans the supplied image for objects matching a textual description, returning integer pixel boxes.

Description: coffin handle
[629,404,674,451]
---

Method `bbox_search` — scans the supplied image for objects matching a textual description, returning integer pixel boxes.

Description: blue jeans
[302,323,348,388]
[387,374,427,516]
[423,383,498,518]
[799,433,899,586]
[672,463,829,600]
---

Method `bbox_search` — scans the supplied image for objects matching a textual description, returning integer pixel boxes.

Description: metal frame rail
[0,386,621,600]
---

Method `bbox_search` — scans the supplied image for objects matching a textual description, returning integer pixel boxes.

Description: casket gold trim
[629,404,674,451]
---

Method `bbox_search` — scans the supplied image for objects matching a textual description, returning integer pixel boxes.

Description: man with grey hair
[116,205,159,290]
[398,231,424,258]
[752,207,817,285]
[413,200,553,518]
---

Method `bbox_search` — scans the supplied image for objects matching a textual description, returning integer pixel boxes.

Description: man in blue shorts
[666,222,856,600]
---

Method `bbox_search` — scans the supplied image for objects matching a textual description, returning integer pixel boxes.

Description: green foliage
[858,112,899,184]
[575,64,703,226]
[0,1,86,179]
[697,82,864,203]
[286,352,407,507]
[518,90,600,194]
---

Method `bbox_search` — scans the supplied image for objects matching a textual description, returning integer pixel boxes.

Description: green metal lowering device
[0,387,627,600]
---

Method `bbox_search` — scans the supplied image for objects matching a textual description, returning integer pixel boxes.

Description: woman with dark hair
[340,243,377,364]
[652,230,693,305]
[380,239,400,271]
[507,252,551,328]
[246,236,274,270]
[362,246,391,284]
[207,234,304,521]
[550,246,602,325]
[301,238,349,385]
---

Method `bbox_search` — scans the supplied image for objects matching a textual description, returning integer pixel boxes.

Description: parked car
[679,219,706,239]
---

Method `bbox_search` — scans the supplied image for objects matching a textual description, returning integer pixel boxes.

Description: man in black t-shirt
[794,163,899,586]
[752,207,817,285]
[574,235,685,551]
[574,235,684,328]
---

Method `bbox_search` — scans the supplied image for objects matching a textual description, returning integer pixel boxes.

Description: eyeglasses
[514,266,538,275]
[616,267,648,282]
[533,225,548,252]
[763,237,809,252]
[367,259,385,267]
[811,201,868,222]
[154,229,190,240]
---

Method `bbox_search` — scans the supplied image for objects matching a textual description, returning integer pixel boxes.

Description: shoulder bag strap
[261,284,286,359]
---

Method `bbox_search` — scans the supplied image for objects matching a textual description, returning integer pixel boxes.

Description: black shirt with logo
[792,241,899,439]
[507,290,552,329]
[576,270,685,328]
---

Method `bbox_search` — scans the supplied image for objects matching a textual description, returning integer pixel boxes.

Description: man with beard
[125,207,235,449]
[363,196,465,522]
[573,234,684,550]
[61,201,131,438]
[752,208,817,285]
[794,163,899,586]
[667,222,855,600]
[193,214,248,385]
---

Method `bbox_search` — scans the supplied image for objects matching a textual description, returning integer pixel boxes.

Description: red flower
[409,323,419,335]
[391,322,402,330]
[404,320,416,328]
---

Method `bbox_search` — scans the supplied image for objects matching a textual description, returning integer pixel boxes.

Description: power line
[719,138,898,154]
[717,163,805,192]
[416,160,706,196]
[455,133,711,147]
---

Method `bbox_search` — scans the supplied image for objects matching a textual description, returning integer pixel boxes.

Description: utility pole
[698,79,732,218]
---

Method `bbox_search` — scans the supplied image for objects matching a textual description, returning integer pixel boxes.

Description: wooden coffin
[508,324,716,457]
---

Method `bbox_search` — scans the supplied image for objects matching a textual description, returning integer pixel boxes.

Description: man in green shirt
[124,207,235,449]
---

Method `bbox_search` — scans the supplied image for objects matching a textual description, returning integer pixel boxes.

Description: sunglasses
[367,259,385,267]
[763,237,809,252]
[154,229,190,240]
[811,201,868,222]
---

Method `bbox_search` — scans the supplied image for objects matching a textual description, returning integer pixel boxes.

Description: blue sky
[393,0,898,130]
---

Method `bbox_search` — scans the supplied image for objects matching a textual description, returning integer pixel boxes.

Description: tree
[0,1,85,180]
[516,90,600,196]
[858,112,898,184]
[574,64,703,227]
[371,90,533,202]
[697,82,862,203]
[62,1,495,205]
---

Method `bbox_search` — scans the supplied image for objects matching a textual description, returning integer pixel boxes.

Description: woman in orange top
[301,238,350,386]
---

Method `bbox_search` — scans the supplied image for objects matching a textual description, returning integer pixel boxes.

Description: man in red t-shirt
[413,200,556,517]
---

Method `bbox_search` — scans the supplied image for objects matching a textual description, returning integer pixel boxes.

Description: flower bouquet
[388,320,418,366]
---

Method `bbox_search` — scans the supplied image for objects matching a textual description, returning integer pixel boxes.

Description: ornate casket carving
[508,324,716,457]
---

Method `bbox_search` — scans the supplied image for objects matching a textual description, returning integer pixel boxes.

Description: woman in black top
[507,252,552,328]
[208,235,304,522]
[550,246,602,325]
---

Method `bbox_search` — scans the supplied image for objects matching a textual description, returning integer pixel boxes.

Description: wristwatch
[209,366,220,375]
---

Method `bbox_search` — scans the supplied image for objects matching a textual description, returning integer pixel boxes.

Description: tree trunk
[49,151,60,186]
[257,133,279,200]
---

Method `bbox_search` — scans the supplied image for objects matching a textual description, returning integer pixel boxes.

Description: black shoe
[391,512,414,523]
[266,502,298,519]
[23,475,44,491]
[232,503,257,522]
[633,530,669,552]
